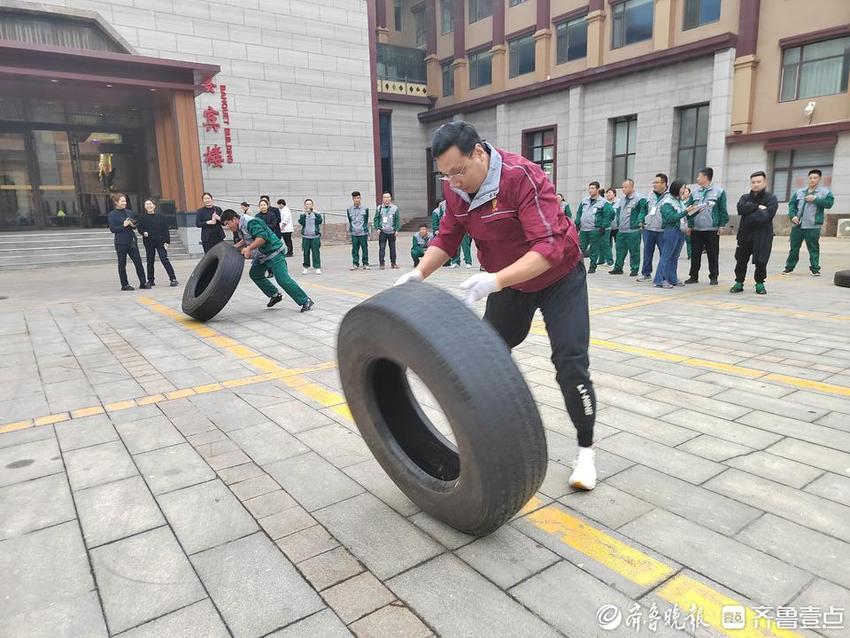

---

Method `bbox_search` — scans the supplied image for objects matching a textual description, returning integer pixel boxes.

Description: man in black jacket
[137,198,178,287]
[107,193,149,291]
[195,192,225,253]
[731,171,778,295]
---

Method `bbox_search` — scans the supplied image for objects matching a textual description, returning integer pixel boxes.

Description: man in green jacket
[557,193,572,219]
[610,179,647,276]
[347,191,371,270]
[299,198,322,274]
[432,199,472,268]
[575,181,615,273]
[411,224,432,266]
[221,209,313,312]
[374,191,401,269]
[783,169,834,276]
[684,167,728,285]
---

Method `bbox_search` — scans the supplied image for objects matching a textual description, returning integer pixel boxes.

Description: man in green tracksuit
[221,210,314,312]
[432,199,472,267]
[347,191,370,270]
[374,192,401,269]
[299,199,322,274]
[610,179,647,276]
[783,168,834,276]
[575,181,615,273]
[411,224,432,266]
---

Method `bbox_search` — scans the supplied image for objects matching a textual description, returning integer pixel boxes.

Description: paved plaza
[1,236,850,638]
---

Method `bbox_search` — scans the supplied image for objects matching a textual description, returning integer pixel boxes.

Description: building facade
[375,0,849,230]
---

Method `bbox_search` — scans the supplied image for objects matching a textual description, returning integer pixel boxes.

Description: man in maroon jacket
[395,121,597,490]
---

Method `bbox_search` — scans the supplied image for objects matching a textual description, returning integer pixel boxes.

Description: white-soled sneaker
[568,447,596,491]
[301,268,309,275]
[316,269,322,275]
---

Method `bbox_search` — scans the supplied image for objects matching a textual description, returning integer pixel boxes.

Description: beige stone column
[653,0,674,50]
[585,10,605,68]
[452,58,468,101]
[425,54,441,97]
[533,28,552,82]
[731,55,759,134]
[490,44,507,92]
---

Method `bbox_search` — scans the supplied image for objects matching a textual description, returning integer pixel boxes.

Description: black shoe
[588,266,597,273]
[629,272,638,277]
[684,277,698,284]
[709,278,718,286]
[170,279,179,287]
[121,285,135,291]
[300,299,314,313]
[267,293,283,308]
[139,283,152,290]
[147,281,155,287]
[609,269,623,275]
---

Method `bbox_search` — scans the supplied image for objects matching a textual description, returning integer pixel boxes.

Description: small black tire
[337,283,547,536]
[181,242,245,321]
[835,270,850,288]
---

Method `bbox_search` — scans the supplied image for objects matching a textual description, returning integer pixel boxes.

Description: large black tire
[835,270,850,288]
[337,283,547,536]
[181,242,244,321]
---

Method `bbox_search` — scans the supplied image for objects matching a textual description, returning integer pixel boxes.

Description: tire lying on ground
[835,270,850,288]
[337,283,547,536]
[182,242,245,321]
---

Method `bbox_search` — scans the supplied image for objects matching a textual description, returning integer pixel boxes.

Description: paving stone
[692,371,795,398]
[607,465,762,535]
[558,482,655,529]
[314,493,442,580]
[297,545,365,591]
[790,579,850,638]
[677,434,753,462]
[169,412,218,437]
[343,458,419,516]
[158,479,258,554]
[91,526,205,635]
[660,409,782,449]
[230,474,282,501]
[266,400,336,433]
[321,571,396,624]
[0,437,63,487]
[55,414,118,451]
[116,598,229,638]
[267,609,352,637]
[116,415,184,454]
[0,423,54,449]
[651,389,759,422]
[107,404,162,425]
[726,450,824,488]
[0,591,108,638]
[715,388,828,422]
[75,475,165,548]
[620,509,810,605]
[706,468,850,543]
[296,423,372,468]
[217,461,265,485]
[767,438,850,475]
[64,440,137,491]
[265,451,364,511]
[228,421,308,465]
[259,507,317,539]
[805,472,850,506]
[408,512,477,550]
[349,603,432,638]
[456,524,559,589]
[594,386,677,418]
[0,520,93,618]
[0,472,75,540]
[737,513,850,591]
[737,410,850,454]
[243,488,298,518]
[595,431,724,484]
[135,442,215,495]
[817,411,850,432]
[595,407,698,447]
[388,554,560,638]
[276,524,339,562]
[191,532,324,638]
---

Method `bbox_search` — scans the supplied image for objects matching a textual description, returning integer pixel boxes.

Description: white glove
[394,270,424,286]
[459,273,502,308]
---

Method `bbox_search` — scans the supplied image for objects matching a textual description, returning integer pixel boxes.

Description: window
[441,0,453,34]
[394,0,403,31]
[612,0,653,49]
[611,116,637,186]
[683,0,721,30]
[469,0,492,24]
[442,61,454,96]
[780,37,850,102]
[379,111,393,195]
[413,5,425,47]
[509,0,527,5]
[556,17,588,64]
[676,104,709,183]
[469,49,492,89]
[772,148,834,202]
[524,128,556,183]
[509,34,535,78]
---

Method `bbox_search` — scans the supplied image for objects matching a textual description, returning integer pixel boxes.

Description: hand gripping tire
[337,283,547,536]
[182,242,245,321]
[835,270,850,288]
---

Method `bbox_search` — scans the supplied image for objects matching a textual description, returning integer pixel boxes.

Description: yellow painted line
[71,406,105,418]
[164,388,196,400]
[331,404,353,421]
[104,400,137,412]
[686,298,850,323]
[208,335,240,348]
[192,383,224,395]
[136,394,165,406]
[225,345,260,360]
[656,573,803,638]
[245,356,287,374]
[308,282,372,298]
[526,505,675,588]
[763,373,850,397]
[517,495,547,517]
[0,419,33,434]
[33,412,70,426]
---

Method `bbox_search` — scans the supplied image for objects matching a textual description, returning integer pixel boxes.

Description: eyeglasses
[439,156,471,184]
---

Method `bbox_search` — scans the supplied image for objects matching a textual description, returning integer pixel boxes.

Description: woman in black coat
[137,198,178,287]
[107,192,149,291]
[732,171,778,295]
[195,192,225,253]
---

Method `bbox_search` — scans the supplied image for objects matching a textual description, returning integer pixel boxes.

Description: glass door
[32,130,79,227]
[0,132,36,229]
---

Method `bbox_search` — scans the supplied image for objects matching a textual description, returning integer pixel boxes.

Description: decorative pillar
[425,0,440,97]
[585,7,605,68]
[490,44,507,91]
[652,0,674,50]
[452,0,466,99]
[731,0,761,134]
[452,58,468,101]
[534,0,551,82]
[376,0,389,43]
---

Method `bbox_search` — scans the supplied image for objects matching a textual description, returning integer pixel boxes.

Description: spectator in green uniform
[221,209,314,312]
[299,198,322,274]
[783,169,834,276]
[557,193,572,219]
[347,191,371,270]
[432,199,472,268]
[610,179,646,276]
[680,185,693,261]
[575,181,615,273]
[411,224,432,266]
[603,187,618,266]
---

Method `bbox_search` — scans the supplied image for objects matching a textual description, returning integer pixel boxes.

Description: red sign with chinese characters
[204,145,224,168]
[219,84,233,164]
[201,78,217,94]
[199,76,233,167]
[202,106,220,133]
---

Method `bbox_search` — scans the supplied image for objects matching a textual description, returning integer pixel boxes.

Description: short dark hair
[750,171,766,179]
[588,181,601,190]
[669,180,685,198]
[277,199,285,206]
[202,192,213,199]
[557,192,564,198]
[382,191,392,197]
[304,198,313,205]
[809,169,822,177]
[111,192,126,204]
[698,167,713,181]
[419,224,428,229]
[655,173,669,186]
[351,191,361,198]
[622,178,635,187]
[260,195,270,202]
[605,187,616,195]
[220,209,239,222]
[240,201,249,207]
[431,120,484,157]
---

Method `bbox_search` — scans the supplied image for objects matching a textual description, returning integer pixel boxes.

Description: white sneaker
[464,263,472,268]
[301,268,309,274]
[450,263,459,269]
[315,269,322,275]
[568,447,596,490]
